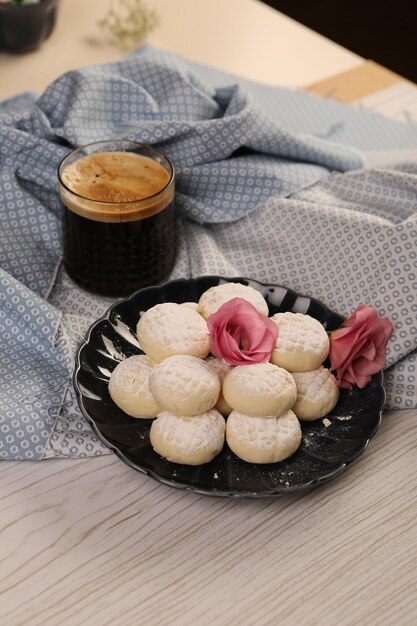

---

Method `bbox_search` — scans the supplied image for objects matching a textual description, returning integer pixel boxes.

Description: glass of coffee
[58,140,175,297]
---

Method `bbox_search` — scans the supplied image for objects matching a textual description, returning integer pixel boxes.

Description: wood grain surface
[0,3,410,625]
[0,408,416,626]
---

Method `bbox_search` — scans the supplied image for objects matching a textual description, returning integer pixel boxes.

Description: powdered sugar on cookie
[137,302,210,362]
[270,312,329,372]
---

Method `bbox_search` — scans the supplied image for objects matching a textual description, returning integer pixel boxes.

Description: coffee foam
[60,152,174,223]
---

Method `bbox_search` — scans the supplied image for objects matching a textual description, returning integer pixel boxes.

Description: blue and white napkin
[1,46,416,460]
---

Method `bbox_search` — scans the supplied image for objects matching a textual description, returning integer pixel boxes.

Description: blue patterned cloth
[1,46,417,460]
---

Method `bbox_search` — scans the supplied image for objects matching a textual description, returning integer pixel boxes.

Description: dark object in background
[0,0,59,54]
[262,0,417,84]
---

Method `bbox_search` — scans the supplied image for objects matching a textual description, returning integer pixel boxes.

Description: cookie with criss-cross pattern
[109,355,160,418]
[222,362,296,417]
[292,366,339,421]
[270,312,329,372]
[149,355,220,416]
[150,409,225,465]
[197,282,268,320]
[226,410,301,464]
[136,302,210,363]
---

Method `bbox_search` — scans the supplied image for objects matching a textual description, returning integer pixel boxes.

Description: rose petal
[344,305,377,328]
[341,364,356,385]
[339,380,353,389]
[223,330,242,358]
[332,325,380,370]
[233,311,270,344]
[227,323,242,346]
[353,372,372,389]
[329,327,359,369]
[356,341,376,362]
[352,357,382,377]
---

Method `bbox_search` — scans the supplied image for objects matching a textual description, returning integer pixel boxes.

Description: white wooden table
[1,2,416,625]
[0,0,362,98]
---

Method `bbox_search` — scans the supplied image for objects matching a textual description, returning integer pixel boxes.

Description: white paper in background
[354,81,417,123]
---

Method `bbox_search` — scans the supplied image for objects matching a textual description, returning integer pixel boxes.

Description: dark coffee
[58,145,175,297]
[61,199,176,297]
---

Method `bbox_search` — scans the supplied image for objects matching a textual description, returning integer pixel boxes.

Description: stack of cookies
[108,283,339,466]
[223,309,339,464]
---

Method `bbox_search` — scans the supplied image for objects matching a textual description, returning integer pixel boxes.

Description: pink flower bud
[207,298,278,366]
[329,305,393,389]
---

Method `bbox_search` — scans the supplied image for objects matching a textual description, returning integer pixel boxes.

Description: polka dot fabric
[1,46,417,460]
[0,270,69,459]
[179,161,417,410]
[14,50,366,225]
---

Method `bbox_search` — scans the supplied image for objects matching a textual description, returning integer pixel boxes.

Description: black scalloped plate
[74,276,385,497]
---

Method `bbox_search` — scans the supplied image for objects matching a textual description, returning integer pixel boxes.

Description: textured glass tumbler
[58,140,176,297]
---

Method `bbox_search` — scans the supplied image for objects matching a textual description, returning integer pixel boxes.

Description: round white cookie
[180,301,199,312]
[270,312,329,372]
[108,355,160,419]
[226,410,301,464]
[197,282,269,320]
[150,409,225,465]
[136,302,210,363]
[222,362,296,417]
[292,366,339,421]
[205,355,233,416]
[149,355,220,416]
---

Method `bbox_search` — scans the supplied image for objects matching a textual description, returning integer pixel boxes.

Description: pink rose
[207,298,278,366]
[329,305,393,389]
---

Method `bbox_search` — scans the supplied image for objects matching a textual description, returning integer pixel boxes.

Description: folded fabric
[1,46,416,460]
